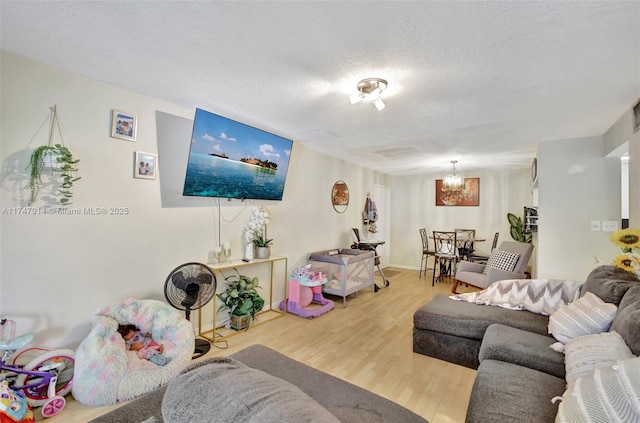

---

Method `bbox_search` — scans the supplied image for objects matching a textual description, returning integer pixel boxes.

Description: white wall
[604,104,640,225]
[537,136,620,280]
[390,168,533,271]
[0,51,389,348]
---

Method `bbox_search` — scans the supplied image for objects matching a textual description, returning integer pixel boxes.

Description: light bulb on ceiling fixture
[442,160,466,192]
[350,78,388,110]
[373,97,385,110]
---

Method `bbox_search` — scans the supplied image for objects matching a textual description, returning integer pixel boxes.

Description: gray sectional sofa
[413,265,640,422]
[91,344,427,423]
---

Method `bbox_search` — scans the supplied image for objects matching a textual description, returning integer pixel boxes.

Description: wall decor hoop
[331,181,349,213]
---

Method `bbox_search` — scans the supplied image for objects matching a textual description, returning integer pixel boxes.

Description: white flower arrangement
[244,207,271,246]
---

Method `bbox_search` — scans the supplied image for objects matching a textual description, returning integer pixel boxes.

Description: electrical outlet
[591,221,601,231]
[602,220,618,232]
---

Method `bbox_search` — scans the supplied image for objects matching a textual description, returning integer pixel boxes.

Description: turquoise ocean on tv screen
[183,152,287,200]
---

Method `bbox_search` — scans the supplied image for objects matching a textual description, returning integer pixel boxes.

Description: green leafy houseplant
[252,233,273,248]
[216,270,265,329]
[27,143,80,206]
[507,212,532,243]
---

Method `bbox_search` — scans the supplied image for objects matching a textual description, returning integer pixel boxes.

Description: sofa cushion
[563,331,634,384]
[465,359,565,423]
[580,265,640,305]
[555,356,640,422]
[231,344,428,423]
[483,250,519,274]
[610,285,640,355]
[479,324,565,378]
[414,294,550,340]
[547,292,617,344]
[162,357,340,423]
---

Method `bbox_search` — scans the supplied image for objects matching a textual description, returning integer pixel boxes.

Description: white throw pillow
[548,292,618,344]
[555,356,640,423]
[563,331,635,384]
[482,250,520,274]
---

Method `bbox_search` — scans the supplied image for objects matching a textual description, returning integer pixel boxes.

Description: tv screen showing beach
[183,108,293,201]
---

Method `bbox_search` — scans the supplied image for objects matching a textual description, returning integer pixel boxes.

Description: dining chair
[469,232,499,264]
[419,228,435,277]
[431,231,458,286]
[455,229,476,261]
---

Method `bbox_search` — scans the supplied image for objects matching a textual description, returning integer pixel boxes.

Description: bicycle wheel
[14,348,75,407]
[41,396,66,418]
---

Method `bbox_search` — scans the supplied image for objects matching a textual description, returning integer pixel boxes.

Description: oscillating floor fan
[164,262,216,359]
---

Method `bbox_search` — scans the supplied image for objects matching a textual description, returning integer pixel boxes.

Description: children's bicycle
[0,319,75,418]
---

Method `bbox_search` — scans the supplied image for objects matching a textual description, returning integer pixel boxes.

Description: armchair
[452,241,534,294]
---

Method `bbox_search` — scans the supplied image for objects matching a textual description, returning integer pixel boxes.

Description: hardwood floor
[42,268,477,423]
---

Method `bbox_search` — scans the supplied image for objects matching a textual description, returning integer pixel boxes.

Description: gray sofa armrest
[484,267,528,283]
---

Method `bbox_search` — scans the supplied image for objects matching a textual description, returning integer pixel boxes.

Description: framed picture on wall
[134,151,157,180]
[435,177,480,206]
[111,109,138,141]
[633,98,640,133]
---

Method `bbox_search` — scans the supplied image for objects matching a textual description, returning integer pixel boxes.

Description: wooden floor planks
[42,268,477,423]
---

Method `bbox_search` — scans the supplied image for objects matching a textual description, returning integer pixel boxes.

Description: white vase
[244,244,254,260]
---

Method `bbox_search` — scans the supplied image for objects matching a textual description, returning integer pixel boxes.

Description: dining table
[429,233,487,269]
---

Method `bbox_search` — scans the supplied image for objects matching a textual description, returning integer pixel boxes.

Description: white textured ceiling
[2,1,639,175]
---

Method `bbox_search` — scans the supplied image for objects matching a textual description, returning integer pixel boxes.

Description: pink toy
[279,274,334,318]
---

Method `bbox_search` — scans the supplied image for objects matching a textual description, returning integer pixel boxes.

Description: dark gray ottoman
[413,294,549,369]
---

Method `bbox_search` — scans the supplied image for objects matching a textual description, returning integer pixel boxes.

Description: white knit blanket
[450,279,584,316]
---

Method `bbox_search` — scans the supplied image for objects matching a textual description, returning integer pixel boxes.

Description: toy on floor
[280,266,335,318]
[0,319,73,420]
[0,381,35,423]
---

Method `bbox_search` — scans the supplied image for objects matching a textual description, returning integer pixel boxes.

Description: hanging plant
[26,105,81,206]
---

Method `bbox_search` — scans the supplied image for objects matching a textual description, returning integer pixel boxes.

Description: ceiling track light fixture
[349,78,388,111]
[442,160,466,193]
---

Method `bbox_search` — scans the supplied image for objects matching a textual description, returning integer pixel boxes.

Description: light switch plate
[591,221,601,231]
[602,220,618,232]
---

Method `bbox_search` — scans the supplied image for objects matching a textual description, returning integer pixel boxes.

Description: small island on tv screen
[183,108,293,201]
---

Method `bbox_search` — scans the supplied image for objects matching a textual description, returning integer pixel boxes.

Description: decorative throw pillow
[162,357,340,423]
[548,292,618,344]
[563,331,635,384]
[482,250,520,274]
[555,356,640,422]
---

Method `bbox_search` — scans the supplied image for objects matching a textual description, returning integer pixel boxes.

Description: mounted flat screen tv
[183,108,293,201]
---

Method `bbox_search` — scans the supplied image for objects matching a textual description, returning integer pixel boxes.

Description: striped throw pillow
[548,292,618,344]
[555,356,640,422]
[563,331,634,384]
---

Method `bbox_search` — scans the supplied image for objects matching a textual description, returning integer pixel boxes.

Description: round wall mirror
[331,180,349,213]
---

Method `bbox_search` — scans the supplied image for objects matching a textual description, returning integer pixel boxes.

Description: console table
[198,256,288,342]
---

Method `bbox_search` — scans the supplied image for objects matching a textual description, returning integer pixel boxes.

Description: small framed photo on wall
[134,151,157,180]
[111,109,138,141]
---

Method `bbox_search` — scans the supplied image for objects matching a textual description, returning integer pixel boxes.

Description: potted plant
[253,234,273,259]
[27,143,80,206]
[245,207,273,260]
[216,270,265,331]
[507,212,532,243]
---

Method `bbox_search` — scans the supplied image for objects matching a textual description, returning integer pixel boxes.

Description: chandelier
[349,78,388,111]
[442,160,466,193]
